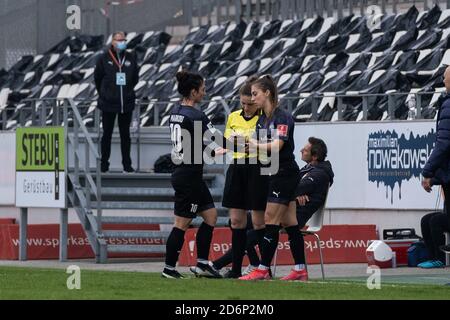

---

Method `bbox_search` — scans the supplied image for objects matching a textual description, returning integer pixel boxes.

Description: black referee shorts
[267,164,300,206]
[171,168,215,219]
[222,163,268,211]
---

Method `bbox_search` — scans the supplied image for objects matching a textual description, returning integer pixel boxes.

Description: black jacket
[94,47,139,114]
[422,93,450,186]
[295,160,334,228]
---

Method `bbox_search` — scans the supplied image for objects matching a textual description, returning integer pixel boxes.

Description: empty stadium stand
[1,5,450,129]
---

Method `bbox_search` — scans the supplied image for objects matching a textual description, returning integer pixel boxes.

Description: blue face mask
[116,41,127,51]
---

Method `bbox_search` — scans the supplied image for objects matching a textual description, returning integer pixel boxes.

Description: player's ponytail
[176,70,204,99]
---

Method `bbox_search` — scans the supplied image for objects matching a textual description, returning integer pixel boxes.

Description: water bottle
[407,96,416,120]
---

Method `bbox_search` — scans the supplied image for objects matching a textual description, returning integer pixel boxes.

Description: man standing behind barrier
[420,66,450,268]
[94,31,139,173]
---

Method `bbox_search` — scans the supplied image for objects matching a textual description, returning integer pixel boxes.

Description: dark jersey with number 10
[169,104,215,172]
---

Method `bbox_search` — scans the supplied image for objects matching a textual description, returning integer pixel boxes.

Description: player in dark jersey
[239,75,303,281]
[162,70,222,279]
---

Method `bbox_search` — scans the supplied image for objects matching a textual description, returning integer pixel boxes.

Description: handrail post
[96,107,101,156]
[41,101,46,126]
[337,96,343,121]
[74,106,80,191]
[312,95,319,121]
[54,99,59,126]
[85,139,91,210]
[362,95,368,121]
[153,102,159,126]
[19,105,25,127]
[136,102,141,172]
[31,100,36,126]
[1,109,6,130]
[388,93,394,120]
[96,154,102,234]
[416,93,422,119]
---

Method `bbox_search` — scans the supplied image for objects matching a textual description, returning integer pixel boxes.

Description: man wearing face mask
[94,31,139,173]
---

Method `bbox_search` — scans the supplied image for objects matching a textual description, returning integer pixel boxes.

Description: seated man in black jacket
[279,137,334,281]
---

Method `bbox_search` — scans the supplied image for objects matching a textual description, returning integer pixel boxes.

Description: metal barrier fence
[0,91,438,131]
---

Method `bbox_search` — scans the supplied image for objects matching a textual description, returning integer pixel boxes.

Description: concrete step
[103,230,171,239]
[107,244,166,254]
[102,216,174,225]
[70,172,219,188]
[92,201,223,210]
[101,216,229,226]
[96,187,223,202]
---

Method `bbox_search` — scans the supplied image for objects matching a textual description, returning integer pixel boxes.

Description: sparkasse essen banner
[15,127,66,208]
[294,121,440,210]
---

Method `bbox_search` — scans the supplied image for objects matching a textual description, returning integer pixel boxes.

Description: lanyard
[108,49,126,71]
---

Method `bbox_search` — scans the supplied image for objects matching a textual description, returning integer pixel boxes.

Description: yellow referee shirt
[224,110,260,159]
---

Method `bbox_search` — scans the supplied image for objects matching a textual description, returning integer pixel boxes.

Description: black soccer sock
[245,229,261,266]
[255,228,266,246]
[255,228,266,264]
[285,225,306,265]
[196,222,214,262]
[212,248,232,270]
[260,224,281,268]
[231,228,247,274]
[165,227,185,268]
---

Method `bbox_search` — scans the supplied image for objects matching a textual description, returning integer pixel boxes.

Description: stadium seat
[0,88,11,112]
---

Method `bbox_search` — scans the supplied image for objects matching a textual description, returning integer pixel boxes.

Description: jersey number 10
[170,123,183,157]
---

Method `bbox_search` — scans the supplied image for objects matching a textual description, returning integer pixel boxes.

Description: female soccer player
[162,70,222,279]
[211,78,268,278]
[239,75,303,281]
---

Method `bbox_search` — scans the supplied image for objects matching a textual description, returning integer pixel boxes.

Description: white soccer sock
[294,264,306,271]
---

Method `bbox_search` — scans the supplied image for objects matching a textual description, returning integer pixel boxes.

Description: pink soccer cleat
[280,269,309,282]
[238,268,271,281]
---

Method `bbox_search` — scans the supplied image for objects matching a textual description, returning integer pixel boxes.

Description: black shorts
[171,168,215,219]
[222,163,268,211]
[267,163,300,206]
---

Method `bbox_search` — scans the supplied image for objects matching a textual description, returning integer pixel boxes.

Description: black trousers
[101,111,132,169]
[420,184,450,262]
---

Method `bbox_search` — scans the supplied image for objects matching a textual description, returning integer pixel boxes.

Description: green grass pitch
[0,267,449,300]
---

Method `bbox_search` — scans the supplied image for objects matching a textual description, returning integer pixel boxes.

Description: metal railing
[0,91,439,131]
[63,98,105,262]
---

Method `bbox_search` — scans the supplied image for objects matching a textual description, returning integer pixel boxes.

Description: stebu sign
[15,127,66,208]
